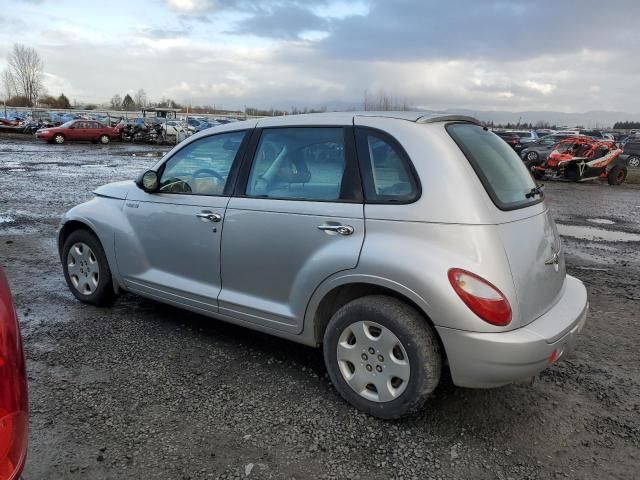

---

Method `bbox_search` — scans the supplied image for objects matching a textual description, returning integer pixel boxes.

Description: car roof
[255,111,481,127]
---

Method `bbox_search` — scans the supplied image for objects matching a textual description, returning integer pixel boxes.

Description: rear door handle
[317,224,354,236]
[196,211,222,222]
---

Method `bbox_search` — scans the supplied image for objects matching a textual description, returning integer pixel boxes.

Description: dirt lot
[1,136,639,480]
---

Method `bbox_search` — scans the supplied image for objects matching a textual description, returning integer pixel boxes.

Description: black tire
[627,155,640,168]
[565,164,580,182]
[525,151,539,163]
[607,165,627,185]
[53,133,65,144]
[61,229,116,306]
[323,295,441,419]
[99,134,110,144]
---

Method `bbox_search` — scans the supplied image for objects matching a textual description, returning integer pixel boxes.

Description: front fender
[58,197,126,288]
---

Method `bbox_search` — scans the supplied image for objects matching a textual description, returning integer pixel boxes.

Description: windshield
[60,120,75,128]
[447,123,542,210]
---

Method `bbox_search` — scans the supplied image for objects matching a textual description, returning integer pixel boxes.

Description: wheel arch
[58,217,121,294]
[305,277,448,363]
[58,219,100,256]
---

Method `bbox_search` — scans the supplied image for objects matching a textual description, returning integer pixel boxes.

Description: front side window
[447,123,540,210]
[355,128,419,202]
[246,128,346,201]
[159,130,246,195]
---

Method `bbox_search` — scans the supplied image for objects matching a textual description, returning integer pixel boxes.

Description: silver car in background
[58,112,588,419]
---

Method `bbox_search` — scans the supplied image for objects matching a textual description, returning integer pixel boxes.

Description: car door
[115,130,250,314]
[540,137,559,156]
[67,121,83,140]
[89,122,101,141]
[219,125,365,334]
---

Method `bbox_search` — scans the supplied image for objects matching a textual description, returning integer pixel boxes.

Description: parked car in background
[558,129,603,139]
[535,129,553,138]
[0,266,28,480]
[520,133,586,165]
[35,120,119,144]
[493,131,523,152]
[57,112,588,419]
[621,138,640,168]
[508,130,538,146]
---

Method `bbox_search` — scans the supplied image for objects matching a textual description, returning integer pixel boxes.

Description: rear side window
[447,123,540,210]
[246,128,347,201]
[355,128,419,203]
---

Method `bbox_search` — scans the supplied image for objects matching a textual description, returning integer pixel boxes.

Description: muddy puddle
[557,223,640,242]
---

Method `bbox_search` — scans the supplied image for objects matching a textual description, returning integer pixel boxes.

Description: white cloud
[524,80,556,95]
[166,0,213,12]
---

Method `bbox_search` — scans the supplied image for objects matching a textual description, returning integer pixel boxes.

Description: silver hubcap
[629,157,640,168]
[337,321,410,403]
[67,242,100,295]
[100,136,108,144]
[527,152,537,160]
[55,135,64,144]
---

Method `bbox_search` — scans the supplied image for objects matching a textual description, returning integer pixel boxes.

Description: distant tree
[156,97,182,109]
[6,95,30,107]
[7,44,43,106]
[613,120,640,129]
[110,94,122,110]
[1,69,17,103]
[57,93,71,109]
[122,93,135,110]
[363,89,412,111]
[38,94,58,107]
[134,88,147,108]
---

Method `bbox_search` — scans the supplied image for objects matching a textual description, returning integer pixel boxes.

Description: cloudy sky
[1,0,639,113]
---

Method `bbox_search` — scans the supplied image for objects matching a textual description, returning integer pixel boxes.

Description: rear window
[447,123,541,211]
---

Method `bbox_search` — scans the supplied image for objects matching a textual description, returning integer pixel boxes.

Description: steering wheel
[192,168,224,181]
[159,177,192,193]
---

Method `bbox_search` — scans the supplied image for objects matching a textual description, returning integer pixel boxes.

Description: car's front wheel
[99,134,110,144]
[62,229,116,306]
[53,133,65,144]
[323,295,441,419]
[627,155,640,168]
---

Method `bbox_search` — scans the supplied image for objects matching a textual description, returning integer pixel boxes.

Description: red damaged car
[0,266,28,480]
[35,119,120,145]
[531,136,627,185]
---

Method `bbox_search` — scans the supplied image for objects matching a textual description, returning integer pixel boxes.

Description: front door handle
[317,224,354,236]
[196,212,222,222]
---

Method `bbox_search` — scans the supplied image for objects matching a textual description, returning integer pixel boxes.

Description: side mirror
[68,125,75,129]
[136,170,160,192]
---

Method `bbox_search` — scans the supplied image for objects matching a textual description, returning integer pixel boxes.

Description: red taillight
[0,268,28,480]
[448,268,512,326]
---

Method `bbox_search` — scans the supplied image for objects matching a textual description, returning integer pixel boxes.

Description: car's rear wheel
[53,133,65,144]
[627,155,640,168]
[62,229,115,306]
[607,165,627,185]
[99,134,110,144]
[323,295,441,419]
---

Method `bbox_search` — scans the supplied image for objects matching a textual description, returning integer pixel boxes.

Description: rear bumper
[437,275,588,388]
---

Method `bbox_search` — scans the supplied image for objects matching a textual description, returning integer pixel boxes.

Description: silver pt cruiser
[58,112,588,419]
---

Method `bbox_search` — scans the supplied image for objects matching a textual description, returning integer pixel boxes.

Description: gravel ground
[1,136,639,480]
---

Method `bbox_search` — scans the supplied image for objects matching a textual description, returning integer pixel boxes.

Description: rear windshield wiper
[525,184,544,199]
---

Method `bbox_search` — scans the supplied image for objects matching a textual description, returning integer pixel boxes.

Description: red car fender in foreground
[0,267,28,480]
